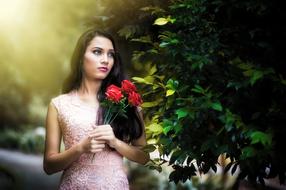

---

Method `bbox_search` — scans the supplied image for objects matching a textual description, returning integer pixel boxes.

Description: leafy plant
[115,0,286,187]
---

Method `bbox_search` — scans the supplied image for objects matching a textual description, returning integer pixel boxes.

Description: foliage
[127,161,193,189]
[0,128,45,154]
[113,0,286,187]
[0,63,31,129]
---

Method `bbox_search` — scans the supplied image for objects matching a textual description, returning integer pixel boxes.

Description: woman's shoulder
[50,91,75,107]
[52,91,73,101]
[53,92,73,99]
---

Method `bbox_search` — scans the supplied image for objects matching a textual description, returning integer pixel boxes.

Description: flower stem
[109,104,129,124]
[106,109,113,124]
[104,108,111,124]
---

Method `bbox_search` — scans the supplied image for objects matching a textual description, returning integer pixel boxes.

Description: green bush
[0,128,45,154]
[107,0,286,187]
[0,130,21,149]
[19,130,45,154]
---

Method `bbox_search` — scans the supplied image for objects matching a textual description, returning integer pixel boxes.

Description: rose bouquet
[102,79,143,124]
[91,80,143,161]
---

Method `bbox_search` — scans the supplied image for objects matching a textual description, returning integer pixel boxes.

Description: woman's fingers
[88,125,116,148]
[90,125,112,133]
[90,148,104,153]
[90,139,106,153]
[90,144,105,153]
[90,139,105,144]
[89,130,113,139]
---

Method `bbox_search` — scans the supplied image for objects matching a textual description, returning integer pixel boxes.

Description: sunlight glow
[0,0,30,29]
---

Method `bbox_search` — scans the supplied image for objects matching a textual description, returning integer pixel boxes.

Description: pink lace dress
[51,91,129,190]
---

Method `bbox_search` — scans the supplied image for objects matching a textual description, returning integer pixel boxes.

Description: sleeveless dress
[51,91,129,190]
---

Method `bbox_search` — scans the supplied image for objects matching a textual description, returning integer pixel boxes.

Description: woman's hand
[78,135,106,153]
[89,124,118,148]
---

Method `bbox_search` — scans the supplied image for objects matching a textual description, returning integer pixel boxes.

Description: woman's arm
[90,109,150,165]
[43,102,105,174]
[113,129,150,165]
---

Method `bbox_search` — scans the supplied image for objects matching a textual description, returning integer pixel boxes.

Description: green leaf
[191,84,204,94]
[211,102,223,111]
[191,88,202,94]
[131,35,152,44]
[152,84,160,90]
[149,65,157,75]
[175,108,188,119]
[147,123,163,134]
[147,49,158,54]
[170,39,179,44]
[141,101,160,108]
[238,63,253,70]
[250,131,272,146]
[163,125,173,135]
[174,124,182,135]
[170,149,182,164]
[166,79,179,90]
[132,77,153,84]
[241,146,256,159]
[162,119,173,135]
[250,70,263,85]
[154,17,169,25]
[243,69,254,77]
[166,89,175,96]
[227,81,243,90]
[159,42,169,47]
[144,76,155,84]
[142,144,156,153]
[154,16,176,26]
[220,109,237,131]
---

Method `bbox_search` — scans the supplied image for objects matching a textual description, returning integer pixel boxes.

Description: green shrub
[0,128,45,154]
[110,0,286,187]
[0,130,21,149]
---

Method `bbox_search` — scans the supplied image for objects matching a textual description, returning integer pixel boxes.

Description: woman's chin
[93,74,109,80]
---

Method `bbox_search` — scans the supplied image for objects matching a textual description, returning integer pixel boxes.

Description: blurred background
[0,0,99,128]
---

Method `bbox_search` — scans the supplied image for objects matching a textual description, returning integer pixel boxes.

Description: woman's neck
[78,77,102,99]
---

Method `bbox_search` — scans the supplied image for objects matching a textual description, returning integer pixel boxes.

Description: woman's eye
[93,50,102,55]
[108,52,115,58]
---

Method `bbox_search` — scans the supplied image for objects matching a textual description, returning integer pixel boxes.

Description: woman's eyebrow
[92,47,103,50]
[92,47,114,52]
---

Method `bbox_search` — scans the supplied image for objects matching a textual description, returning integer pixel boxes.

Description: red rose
[128,91,143,107]
[105,85,123,103]
[121,80,137,94]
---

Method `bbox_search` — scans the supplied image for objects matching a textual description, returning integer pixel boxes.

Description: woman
[43,29,149,189]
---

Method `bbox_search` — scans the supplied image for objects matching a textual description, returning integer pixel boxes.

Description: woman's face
[82,36,115,80]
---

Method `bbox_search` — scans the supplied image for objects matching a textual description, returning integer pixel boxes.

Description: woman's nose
[100,53,109,64]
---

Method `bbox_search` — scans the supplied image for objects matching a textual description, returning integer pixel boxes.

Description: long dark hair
[63,29,143,142]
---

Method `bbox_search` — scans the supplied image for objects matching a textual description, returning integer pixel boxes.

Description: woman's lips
[98,67,108,72]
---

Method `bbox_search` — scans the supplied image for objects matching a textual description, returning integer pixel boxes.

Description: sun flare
[0,0,30,29]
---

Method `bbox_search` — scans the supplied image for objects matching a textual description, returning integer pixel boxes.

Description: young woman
[43,29,149,189]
